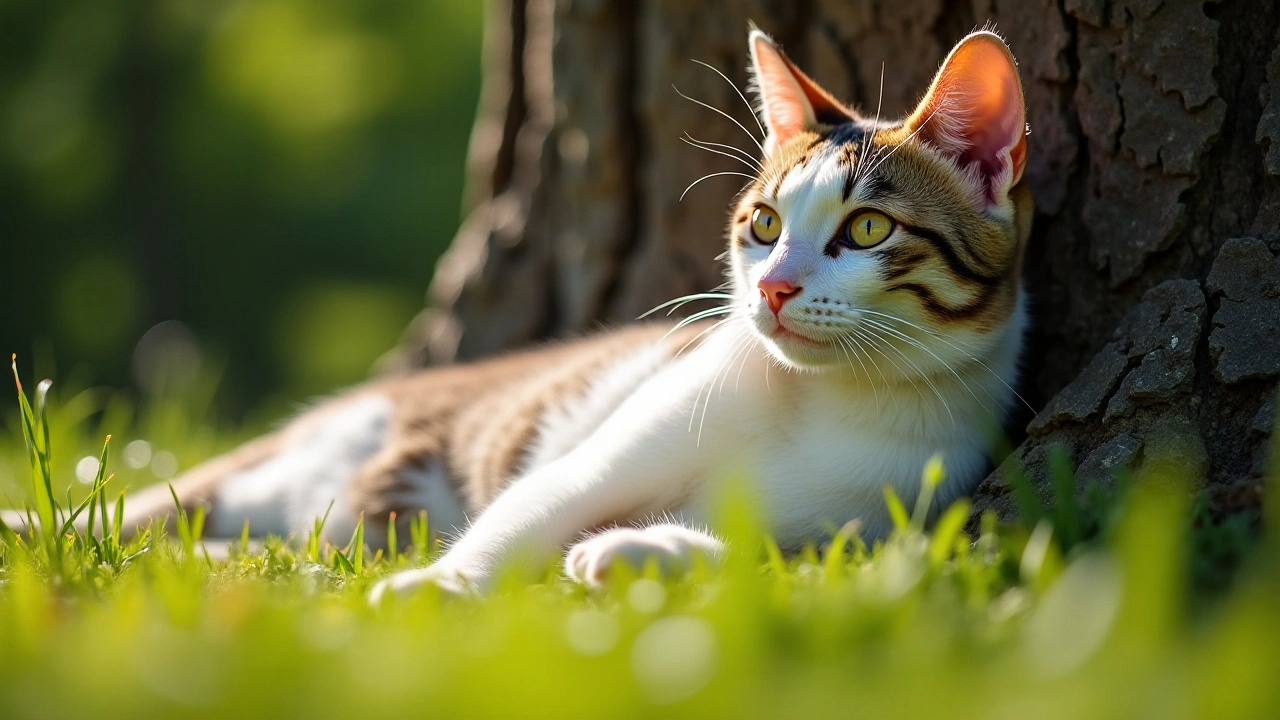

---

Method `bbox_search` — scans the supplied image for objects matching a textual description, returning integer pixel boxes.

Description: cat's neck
[707,296,1026,434]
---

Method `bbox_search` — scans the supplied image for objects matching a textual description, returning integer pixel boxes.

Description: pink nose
[758,277,801,315]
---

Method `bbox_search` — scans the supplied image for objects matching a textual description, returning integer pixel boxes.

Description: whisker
[717,333,754,398]
[733,333,759,393]
[674,315,738,357]
[848,326,899,412]
[853,62,885,187]
[851,325,922,410]
[857,308,1035,413]
[860,315,997,415]
[835,336,879,409]
[690,330,752,441]
[663,306,735,339]
[834,333,875,407]
[680,136,761,172]
[680,171,757,202]
[700,334,753,442]
[691,59,767,139]
[864,107,940,180]
[683,133,763,170]
[688,331,739,432]
[861,324,956,429]
[857,308,981,354]
[675,305,735,325]
[672,84,765,153]
[639,292,735,319]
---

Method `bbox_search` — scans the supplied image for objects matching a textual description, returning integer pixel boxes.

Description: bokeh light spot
[565,609,620,657]
[151,450,179,480]
[74,455,100,484]
[630,616,717,704]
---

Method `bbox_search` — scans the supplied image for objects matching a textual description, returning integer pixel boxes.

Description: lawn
[1,356,1278,720]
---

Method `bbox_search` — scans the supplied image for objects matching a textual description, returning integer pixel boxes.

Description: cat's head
[728,29,1032,379]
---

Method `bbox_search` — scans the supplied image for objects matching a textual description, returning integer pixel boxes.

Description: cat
[4,27,1032,599]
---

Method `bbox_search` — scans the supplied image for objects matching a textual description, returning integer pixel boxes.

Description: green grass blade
[111,492,125,545]
[410,510,429,560]
[12,359,56,540]
[883,485,910,531]
[331,548,355,575]
[386,511,398,564]
[169,484,194,557]
[59,473,112,537]
[928,501,971,566]
[1049,444,1081,548]
[347,514,365,575]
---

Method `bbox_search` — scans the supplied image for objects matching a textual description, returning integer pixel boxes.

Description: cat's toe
[565,526,707,588]
[368,563,479,604]
[564,528,644,587]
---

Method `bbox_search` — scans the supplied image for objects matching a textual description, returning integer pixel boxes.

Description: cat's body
[3,28,1034,597]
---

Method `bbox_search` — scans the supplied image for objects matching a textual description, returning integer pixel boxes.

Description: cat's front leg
[366,339,742,602]
[368,445,700,600]
[564,522,724,588]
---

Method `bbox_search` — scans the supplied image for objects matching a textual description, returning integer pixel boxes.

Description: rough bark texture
[387,0,1280,519]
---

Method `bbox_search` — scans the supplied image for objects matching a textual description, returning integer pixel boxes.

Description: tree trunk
[387,0,1280,518]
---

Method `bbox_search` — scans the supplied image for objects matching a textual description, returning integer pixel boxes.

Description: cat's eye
[844,211,893,249]
[750,206,782,244]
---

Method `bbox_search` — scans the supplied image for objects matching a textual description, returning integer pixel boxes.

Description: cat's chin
[753,323,842,370]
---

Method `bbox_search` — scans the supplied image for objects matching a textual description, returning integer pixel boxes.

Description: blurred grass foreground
[2,359,1279,719]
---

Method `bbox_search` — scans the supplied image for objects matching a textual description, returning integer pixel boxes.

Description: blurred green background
[0,0,484,419]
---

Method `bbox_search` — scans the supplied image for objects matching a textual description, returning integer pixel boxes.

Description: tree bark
[388,0,1280,517]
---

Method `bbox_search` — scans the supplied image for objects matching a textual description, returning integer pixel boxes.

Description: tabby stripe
[898,223,1003,287]
[876,245,929,281]
[768,164,793,198]
[887,281,997,323]
[840,145,858,201]
[858,174,895,203]
[795,143,823,168]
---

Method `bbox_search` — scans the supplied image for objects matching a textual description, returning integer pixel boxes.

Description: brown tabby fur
[5,322,708,542]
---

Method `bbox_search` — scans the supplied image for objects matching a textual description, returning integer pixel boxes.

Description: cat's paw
[564,524,724,588]
[367,562,483,604]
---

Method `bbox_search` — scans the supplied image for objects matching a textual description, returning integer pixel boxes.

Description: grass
[2,357,1279,719]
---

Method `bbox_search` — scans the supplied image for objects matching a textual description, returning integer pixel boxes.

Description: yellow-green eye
[845,210,893,248]
[751,206,782,244]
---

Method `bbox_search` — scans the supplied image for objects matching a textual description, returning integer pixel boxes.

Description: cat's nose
[758,277,801,315]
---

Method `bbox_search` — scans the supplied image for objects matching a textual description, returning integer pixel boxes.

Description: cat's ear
[905,31,1027,209]
[749,29,853,155]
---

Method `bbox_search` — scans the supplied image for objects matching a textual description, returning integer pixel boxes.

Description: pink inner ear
[912,34,1027,203]
[752,37,813,146]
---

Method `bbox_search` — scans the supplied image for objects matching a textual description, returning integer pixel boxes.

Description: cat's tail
[1,432,282,542]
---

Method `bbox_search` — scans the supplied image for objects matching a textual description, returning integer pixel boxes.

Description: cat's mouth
[764,316,832,352]
[769,323,817,345]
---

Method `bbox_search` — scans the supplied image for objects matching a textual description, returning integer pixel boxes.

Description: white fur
[370,124,1027,600]
[210,394,393,541]
[395,460,468,537]
[208,393,473,545]
[522,342,677,471]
